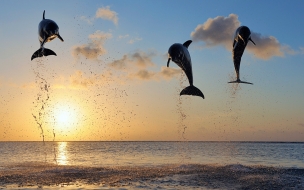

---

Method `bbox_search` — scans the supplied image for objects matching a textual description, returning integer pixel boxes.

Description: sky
[0,0,304,141]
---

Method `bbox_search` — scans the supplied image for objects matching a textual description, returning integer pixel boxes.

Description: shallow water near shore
[1,141,303,189]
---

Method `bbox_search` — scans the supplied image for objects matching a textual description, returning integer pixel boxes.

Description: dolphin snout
[57,34,64,42]
[167,58,171,67]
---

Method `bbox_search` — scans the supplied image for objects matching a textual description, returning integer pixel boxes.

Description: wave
[1,163,303,189]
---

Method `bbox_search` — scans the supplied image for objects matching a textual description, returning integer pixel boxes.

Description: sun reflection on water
[57,142,68,165]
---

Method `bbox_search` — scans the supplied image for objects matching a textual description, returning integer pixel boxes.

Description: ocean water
[0,141,303,189]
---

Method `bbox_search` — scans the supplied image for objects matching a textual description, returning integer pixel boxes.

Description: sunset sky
[0,1,304,141]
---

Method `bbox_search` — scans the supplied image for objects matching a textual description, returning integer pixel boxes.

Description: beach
[1,163,304,189]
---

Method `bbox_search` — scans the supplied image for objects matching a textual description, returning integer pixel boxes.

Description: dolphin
[31,10,64,61]
[228,26,255,84]
[167,40,204,99]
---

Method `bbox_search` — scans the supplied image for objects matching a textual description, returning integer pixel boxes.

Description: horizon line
[0,140,303,143]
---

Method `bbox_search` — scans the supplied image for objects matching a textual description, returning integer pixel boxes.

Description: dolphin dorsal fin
[183,40,192,48]
[43,10,45,19]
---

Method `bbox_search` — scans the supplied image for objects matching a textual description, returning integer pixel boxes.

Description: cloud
[130,69,156,80]
[246,33,284,59]
[159,66,181,79]
[80,16,94,25]
[191,14,295,60]
[80,6,118,26]
[69,71,96,88]
[72,31,112,60]
[128,67,181,81]
[299,47,304,54]
[117,35,142,44]
[191,14,239,48]
[118,34,129,39]
[128,37,142,44]
[88,30,112,40]
[96,6,118,25]
[67,51,181,89]
[109,51,155,70]
[108,51,181,81]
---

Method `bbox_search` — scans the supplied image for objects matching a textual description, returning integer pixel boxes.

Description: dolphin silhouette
[31,10,64,61]
[228,26,255,84]
[167,40,204,99]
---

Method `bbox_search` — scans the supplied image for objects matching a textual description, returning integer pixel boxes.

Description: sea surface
[0,141,303,189]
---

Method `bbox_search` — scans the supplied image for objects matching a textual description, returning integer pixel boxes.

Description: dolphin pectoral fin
[43,10,45,19]
[180,85,204,99]
[31,48,57,61]
[167,58,171,67]
[249,37,256,45]
[183,40,192,48]
[228,80,253,85]
[57,34,64,42]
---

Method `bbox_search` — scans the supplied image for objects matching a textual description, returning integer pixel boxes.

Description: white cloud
[70,71,95,88]
[191,14,239,49]
[118,34,130,39]
[109,51,154,70]
[191,14,296,60]
[108,51,181,81]
[128,38,143,44]
[96,6,118,25]
[80,16,94,25]
[72,31,112,60]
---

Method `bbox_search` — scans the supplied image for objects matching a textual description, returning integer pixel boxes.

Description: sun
[52,103,79,131]
[57,109,73,124]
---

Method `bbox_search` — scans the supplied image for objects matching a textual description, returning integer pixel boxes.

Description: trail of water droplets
[174,72,194,163]
[31,60,53,142]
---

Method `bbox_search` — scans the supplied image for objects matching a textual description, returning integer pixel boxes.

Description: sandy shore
[0,164,303,189]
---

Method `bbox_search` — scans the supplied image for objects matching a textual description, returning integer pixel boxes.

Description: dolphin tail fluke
[31,48,57,61]
[44,48,57,57]
[180,85,204,99]
[228,79,253,85]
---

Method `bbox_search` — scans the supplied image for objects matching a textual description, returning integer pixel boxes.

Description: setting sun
[52,103,79,132]
[56,109,73,124]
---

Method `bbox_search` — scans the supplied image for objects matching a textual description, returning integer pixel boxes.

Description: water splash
[31,59,53,142]
[70,58,137,141]
[174,72,194,164]
[176,71,188,141]
[227,72,242,98]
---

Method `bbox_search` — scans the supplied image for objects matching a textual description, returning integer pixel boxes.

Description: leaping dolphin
[167,40,204,99]
[31,10,64,61]
[228,26,255,84]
